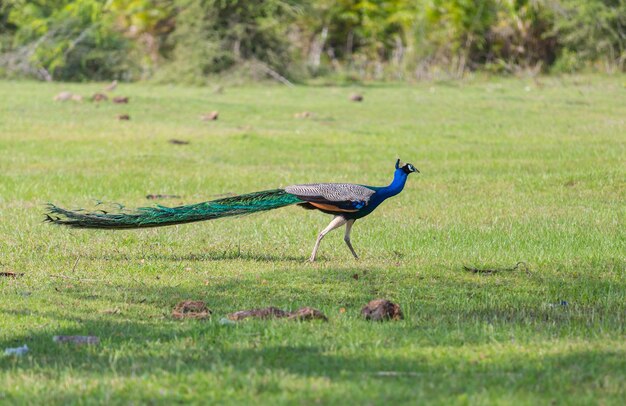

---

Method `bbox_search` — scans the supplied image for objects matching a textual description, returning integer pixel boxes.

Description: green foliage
[157,0,298,84]
[297,0,416,78]
[156,0,235,84]
[485,0,557,71]
[0,0,624,81]
[0,2,17,57]
[551,0,626,72]
[106,0,174,74]
[3,0,138,81]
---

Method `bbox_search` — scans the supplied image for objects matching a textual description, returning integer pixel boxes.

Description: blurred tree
[551,0,626,71]
[106,0,174,68]
[159,0,299,83]
[294,0,416,79]
[0,2,17,49]
[3,0,137,80]
[419,0,497,75]
[485,0,557,72]
[1,0,624,81]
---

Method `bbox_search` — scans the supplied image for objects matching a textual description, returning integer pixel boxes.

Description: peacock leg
[309,216,347,262]
[344,219,358,259]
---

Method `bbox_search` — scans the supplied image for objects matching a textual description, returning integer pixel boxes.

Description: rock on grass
[350,93,364,102]
[54,92,82,102]
[201,111,219,121]
[92,93,108,102]
[146,194,181,200]
[112,96,129,104]
[228,306,327,322]
[294,111,312,119]
[53,336,100,345]
[287,307,328,321]
[361,299,403,321]
[228,307,288,321]
[169,139,190,145]
[172,300,211,320]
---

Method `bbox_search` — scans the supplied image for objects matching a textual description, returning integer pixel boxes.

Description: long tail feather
[46,189,301,229]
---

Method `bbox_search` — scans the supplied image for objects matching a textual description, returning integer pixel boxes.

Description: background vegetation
[1,0,625,83]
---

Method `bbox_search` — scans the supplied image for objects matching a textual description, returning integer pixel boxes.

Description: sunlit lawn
[0,75,624,404]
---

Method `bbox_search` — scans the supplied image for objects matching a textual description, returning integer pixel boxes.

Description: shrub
[551,0,626,72]
[1,0,139,81]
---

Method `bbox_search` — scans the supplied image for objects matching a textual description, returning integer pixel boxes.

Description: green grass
[0,75,625,405]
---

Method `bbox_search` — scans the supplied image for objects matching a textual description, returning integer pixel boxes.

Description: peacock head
[395,158,420,175]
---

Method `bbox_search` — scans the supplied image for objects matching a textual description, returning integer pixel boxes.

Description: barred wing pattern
[285,183,376,212]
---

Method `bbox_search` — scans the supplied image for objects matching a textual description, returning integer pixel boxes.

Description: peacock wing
[284,183,376,212]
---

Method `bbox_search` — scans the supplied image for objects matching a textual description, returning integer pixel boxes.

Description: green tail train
[46,189,302,229]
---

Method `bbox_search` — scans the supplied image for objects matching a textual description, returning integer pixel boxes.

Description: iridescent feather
[46,189,302,229]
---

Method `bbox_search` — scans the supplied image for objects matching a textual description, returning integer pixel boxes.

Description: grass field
[0,76,625,405]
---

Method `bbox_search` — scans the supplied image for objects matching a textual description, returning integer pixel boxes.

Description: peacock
[46,159,419,261]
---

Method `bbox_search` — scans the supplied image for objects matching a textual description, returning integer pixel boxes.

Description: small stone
[0,271,24,278]
[172,300,211,320]
[201,111,219,121]
[92,93,108,102]
[228,306,288,321]
[228,306,328,322]
[53,335,100,345]
[361,299,403,321]
[287,307,328,321]
[4,345,28,356]
[350,93,363,102]
[104,80,118,92]
[168,139,189,145]
[112,96,129,104]
[146,194,181,200]
[54,91,73,101]
[294,111,312,119]
[219,317,235,325]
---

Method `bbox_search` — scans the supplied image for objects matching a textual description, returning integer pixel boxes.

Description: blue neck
[376,168,408,199]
